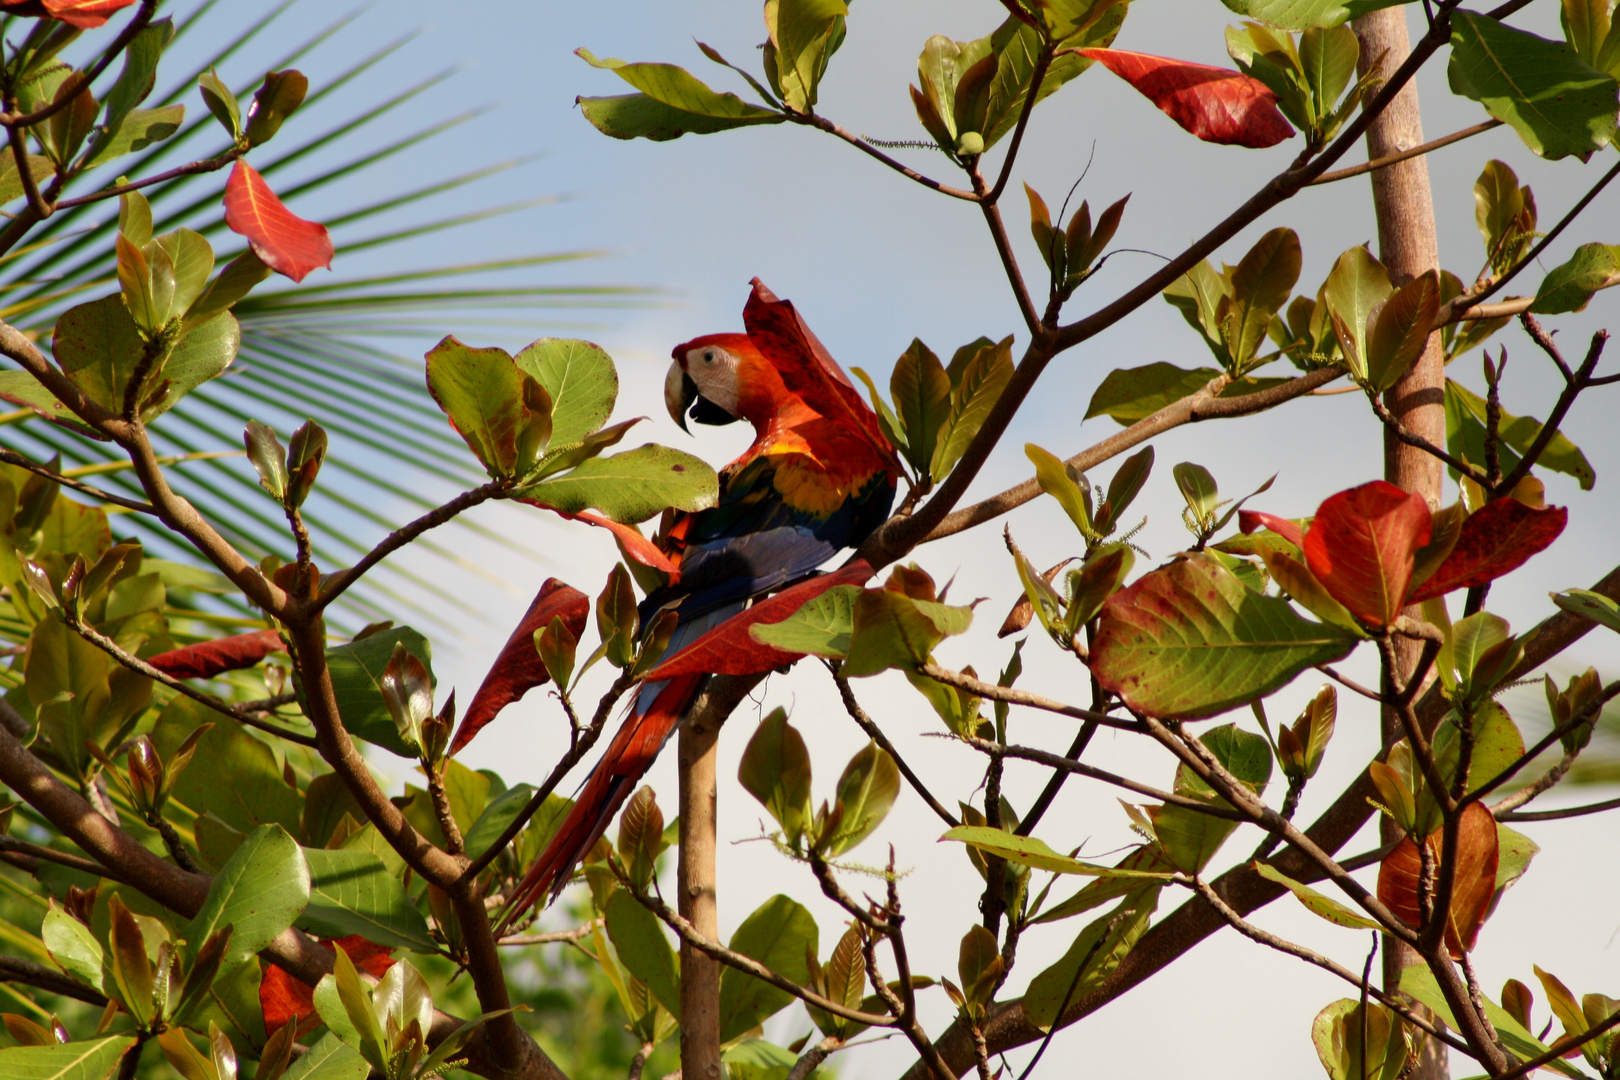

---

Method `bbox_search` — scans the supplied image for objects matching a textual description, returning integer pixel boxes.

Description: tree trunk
[1354,9,1448,1080]
[678,714,724,1080]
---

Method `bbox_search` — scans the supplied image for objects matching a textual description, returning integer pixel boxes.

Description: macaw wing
[744,278,899,470]
[639,455,894,625]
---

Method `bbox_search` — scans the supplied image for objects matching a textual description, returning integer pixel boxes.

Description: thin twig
[1186,877,1468,1053]
[964,737,1248,822]
[972,165,1041,336]
[62,615,320,747]
[461,670,636,881]
[621,874,897,1028]
[792,112,977,200]
[1499,793,1620,822]
[314,479,510,613]
[917,662,1139,730]
[830,665,958,828]
[1496,323,1609,497]
[1308,120,1500,185]
[1367,392,1488,484]
[0,449,157,515]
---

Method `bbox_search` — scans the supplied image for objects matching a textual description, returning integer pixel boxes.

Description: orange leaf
[260,935,394,1035]
[146,628,285,680]
[450,578,591,755]
[0,0,137,29]
[1406,497,1567,602]
[1375,802,1499,959]
[1303,481,1431,627]
[1076,49,1295,148]
[557,509,682,579]
[223,160,333,282]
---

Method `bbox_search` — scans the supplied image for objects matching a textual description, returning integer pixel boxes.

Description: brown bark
[679,710,724,1080]
[1354,8,1449,1078]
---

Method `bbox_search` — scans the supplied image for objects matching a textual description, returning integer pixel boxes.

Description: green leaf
[0,1036,137,1079]
[604,890,681,1019]
[152,313,239,418]
[1311,999,1409,1080]
[521,443,718,523]
[718,895,817,1043]
[1163,261,1231,366]
[1532,243,1620,314]
[1401,964,1586,1078]
[1026,444,1094,538]
[1034,847,1177,923]
[1221,228,1301,369]
[1444,378,1595,490]
[765,0,848,113]
[0,370,106,439]
[186,824,310,981]
[513,338,618,448]
[153,703,301,835]
[101,18,173,131]
[284,1033,368,1080]
[298,848,435,952]
[820,740,900,856]
[577,49,783,141]
[890,339,950,481]
[1253,861,1381,929]
[738,708,814,844]
[1448,12,1619,160]
[1087,362,1223,426]
[1024,892,1156,1030]
[462,782,536,863]
[86,105,184,168]
[42,906,105,993]
[1552,588,1620,633]
[1092,554,1359,720]
[198,68,241,139]
[748,584,859,658]
[1217,0,1364,32]
[321,628,435,757]
[1322,245,1392,381]
[245,69,309,147]
[425,335,538,478]
[933,335,1013,479]
[943,826,1175,878]
[0,152,56,207]
[1365,270,1439,392]
[842,589,974,677]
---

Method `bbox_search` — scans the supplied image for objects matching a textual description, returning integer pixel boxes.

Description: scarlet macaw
[499,280,899,920]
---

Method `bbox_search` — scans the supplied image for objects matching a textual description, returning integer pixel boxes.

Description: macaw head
[665,332,791,433]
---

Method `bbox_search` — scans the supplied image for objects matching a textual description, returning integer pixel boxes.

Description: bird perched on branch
[497,279,899,923]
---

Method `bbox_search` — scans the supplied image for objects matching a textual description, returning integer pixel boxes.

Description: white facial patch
[683,345,741,417]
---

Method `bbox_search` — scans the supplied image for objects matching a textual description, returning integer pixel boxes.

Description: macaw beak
[665,360,695,433]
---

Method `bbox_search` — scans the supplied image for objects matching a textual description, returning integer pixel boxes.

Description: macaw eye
[702,350,715,363]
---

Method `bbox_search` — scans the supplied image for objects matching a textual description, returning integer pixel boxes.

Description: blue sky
[146,2,1620,1076]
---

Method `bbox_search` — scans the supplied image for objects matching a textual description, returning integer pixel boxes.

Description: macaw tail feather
[496,672,703,932]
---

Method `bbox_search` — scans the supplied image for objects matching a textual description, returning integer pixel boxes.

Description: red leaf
[1406,497,1567,603]
[450,578,591,755]
[1076,49,1295,148]
[554,509,682,579]
[1238,509,1304,550]
[644,561,875,680]
[1303,481,1431,627]
[743,279,900,472]
[146,628,285,680]
[1375,802,1499,959]
[260,935,394,1035]
[0,0,136,28]
[223,160,333,283]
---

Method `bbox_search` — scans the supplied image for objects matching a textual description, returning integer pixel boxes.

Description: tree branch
[0,954,110,1007]
[831,665,959,828]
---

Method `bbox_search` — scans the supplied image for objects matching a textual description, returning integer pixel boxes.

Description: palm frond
[0,0,662,638]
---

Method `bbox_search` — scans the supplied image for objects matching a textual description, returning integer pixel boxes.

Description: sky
[155,2,1620,1077]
